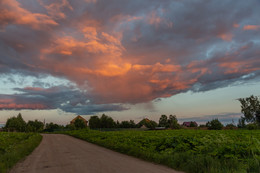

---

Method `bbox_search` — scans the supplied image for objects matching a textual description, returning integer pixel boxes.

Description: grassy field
[0,132,42,173]
[64,129,260,173]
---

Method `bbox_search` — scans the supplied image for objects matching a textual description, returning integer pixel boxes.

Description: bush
[4,113,26,132]
[74,118,86,129]
[206,119,223,130]
[246,123,258,130]
[225,123,236,129]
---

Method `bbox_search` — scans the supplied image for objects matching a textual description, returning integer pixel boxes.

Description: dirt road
[10,134,183,173]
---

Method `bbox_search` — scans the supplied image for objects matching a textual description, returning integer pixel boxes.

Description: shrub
[246,123,258,130]
[225,123,236,129]
[206,119,223,130]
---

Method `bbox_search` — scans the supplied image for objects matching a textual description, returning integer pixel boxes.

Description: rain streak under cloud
[0,0,260,115]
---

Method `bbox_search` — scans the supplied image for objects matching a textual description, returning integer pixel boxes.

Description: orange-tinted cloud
[0,0,260,112]
[243,25,260,30]
[0,0,57,29]
[39,0,73,19]
[219,61,260,74]
[0,103,47,109]
[218,33,233,41]
[233,23,240,28]
[0,97,47,109]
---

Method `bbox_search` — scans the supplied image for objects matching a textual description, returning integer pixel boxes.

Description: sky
[0,0,260,125]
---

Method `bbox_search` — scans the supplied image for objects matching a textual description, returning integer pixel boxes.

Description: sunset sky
[0,0,260,125]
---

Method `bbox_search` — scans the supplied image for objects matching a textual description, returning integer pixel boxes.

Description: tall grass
[0,132,42,173]
[63,129,260,173]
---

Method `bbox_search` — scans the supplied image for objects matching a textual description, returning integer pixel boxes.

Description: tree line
[2,95,260,132]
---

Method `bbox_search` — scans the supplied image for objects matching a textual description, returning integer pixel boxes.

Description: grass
[63,129,260,173]
[0,132,42,173]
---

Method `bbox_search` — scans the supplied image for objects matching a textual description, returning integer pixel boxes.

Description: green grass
[63,129,260,173]
[0,132,42,173]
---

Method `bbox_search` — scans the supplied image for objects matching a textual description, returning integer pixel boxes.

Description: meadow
[0,132,42,173]
[64,129,260,173]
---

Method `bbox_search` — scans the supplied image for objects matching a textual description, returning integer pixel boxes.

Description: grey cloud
[0,85,129,114]
[179,112,243,125]
[0,0,259,109]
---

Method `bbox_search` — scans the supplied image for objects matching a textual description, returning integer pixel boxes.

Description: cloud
[39,0,73,19]
[0,0,260,114]
[243,25,260,30]
[0,0,58,30]
[179,113,243,125]
[0,86,128,114]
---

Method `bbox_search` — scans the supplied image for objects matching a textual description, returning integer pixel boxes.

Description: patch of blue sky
[0,73,74,95]
[154,79,260,118]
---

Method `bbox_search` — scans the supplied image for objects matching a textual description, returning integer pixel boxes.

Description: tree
[44,122,60,132]
[74,118,86,129]
[190,121,198,127]
[237,117,246,128]
[238,95,260,125]
[225,123,236,129]
[137,118,157,129]
[206,119,223,130]
[120,121,131,128]
[5,113,26,132]
[66,124,76,130]
[159,115,168,127]
[26,120,44,132]
[89,116,101,129]
[168,115,180,129]
[129,120,136,128]
[100,114,116,128]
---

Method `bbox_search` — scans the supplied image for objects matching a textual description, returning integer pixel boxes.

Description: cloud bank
[0,0,259,113]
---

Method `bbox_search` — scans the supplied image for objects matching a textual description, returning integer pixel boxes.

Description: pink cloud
[218,33,233,41]
[39,0,73,19]
[219,61,260,74]
[0,97,48,110]
[243,25,260,30]
[0,0,259,110]
[233,23,240,28]
[0,103,47,109]
[0,0,58,29]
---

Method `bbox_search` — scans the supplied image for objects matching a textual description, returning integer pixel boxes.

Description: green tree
[120,121,131,128]
[89,116,101,128]
[137,118,157,129]
[190,121,198,127]
[26,120,44,132]
[74,118,86,129]
[129,120,136,128]
[168,115,180,129]
[100,114,116,128]
[44,122,60,132]
[119,120,136,128]
[237,117,246,128]
[225,123,236,129]
[238,95,260,125]
[5,113,26,132]
[206,119,223,130]
[66,124,76,130]
[159,115,168,127]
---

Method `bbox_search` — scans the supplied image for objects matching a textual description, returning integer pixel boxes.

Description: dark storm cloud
[0,85,128,114]
[0,0,259,113]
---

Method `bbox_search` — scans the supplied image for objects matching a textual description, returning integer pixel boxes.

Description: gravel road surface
[10,134,183,173]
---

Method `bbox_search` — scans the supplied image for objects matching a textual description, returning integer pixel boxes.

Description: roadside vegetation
[0,132,42,173]
[0,95,259,172]
[64,129,260,173]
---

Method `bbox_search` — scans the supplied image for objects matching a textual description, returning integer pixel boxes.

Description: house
[182,121,198,127]
[140,124,148,129]
[70,115,88,126]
